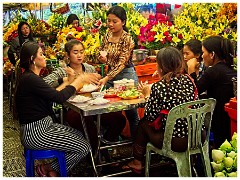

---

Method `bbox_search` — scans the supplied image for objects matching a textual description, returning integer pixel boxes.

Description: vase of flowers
[138,20,184,50]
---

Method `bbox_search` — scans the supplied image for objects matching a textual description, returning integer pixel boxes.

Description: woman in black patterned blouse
[122,46,199,173]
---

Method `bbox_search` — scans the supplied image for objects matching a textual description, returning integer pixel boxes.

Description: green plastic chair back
[145,98,216,177]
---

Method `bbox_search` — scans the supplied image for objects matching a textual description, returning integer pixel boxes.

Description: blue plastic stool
[24,148,67,177]
[209,132,214,144]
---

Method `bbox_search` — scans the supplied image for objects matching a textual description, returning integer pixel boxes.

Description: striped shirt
[43,63,96,87]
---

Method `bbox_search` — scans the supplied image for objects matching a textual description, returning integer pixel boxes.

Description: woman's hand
[83,73,102,86]
[152,70,158,78]
[64,67,75,84]
[99,76,109,87]
[138,81,152,98]
[98,55,107,64]
[187,58,199,74]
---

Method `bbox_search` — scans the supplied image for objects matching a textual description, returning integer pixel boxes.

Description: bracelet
[144,96,150,101]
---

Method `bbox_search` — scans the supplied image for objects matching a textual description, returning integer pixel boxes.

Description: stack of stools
[224,97,237,136]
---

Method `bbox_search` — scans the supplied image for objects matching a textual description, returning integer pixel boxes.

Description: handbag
[148,74,198,130]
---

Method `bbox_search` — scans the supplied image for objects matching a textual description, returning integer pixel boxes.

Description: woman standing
[8,21,35,65]
[188,35,237,148]
[98,5,140,138]
[14,41,91,177]
[66,13,79,28]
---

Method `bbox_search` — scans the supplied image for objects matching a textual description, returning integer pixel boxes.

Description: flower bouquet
[3,58,14,76]
[27,13,51,37]
[85,3,108,37]
[174,3,237,43]
[118,3,148,48]
[138,20,184,50]
[211,132,237,177]
[3,10,24,43]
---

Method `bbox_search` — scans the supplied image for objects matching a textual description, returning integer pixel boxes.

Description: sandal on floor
[122,164,142,174]
[47,170,59,177]
[36,164,47,177]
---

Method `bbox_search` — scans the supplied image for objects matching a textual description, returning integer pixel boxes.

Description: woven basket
[51,3,70,14]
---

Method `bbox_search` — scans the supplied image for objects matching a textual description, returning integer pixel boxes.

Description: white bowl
[91,92,105,99]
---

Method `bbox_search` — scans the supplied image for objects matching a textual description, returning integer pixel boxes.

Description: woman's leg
[100,111,126,142]
[20,116,91,173]
[65,109,98,153]
[125,108,140,138]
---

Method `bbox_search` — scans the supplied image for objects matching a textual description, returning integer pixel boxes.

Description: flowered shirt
[144,74,196,138]
[100,30,135,80]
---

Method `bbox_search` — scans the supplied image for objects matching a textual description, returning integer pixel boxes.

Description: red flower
[161,38,166,44]
[91,28,99,34]
[163,31,169,36]
[147,36,155,42]
[178,34,183,39]
[75,26,83,32]
[166,36,172,42]
[94,19,102,28]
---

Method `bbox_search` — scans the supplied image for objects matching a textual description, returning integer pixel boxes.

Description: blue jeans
[106,67,140,138]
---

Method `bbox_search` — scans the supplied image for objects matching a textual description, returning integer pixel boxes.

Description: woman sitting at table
[187,35,237,148]
[14,41,91,177]
[122,46,205,174]
[44,39,127,155]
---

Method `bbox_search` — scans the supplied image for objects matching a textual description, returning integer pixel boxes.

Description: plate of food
[68,95,92,103]
[117,89,141,100]
[103,88,118,98]
[90,98,110,105]
[118,95,139,100]
[80,84,99,93]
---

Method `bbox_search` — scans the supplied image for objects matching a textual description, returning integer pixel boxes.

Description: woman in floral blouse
[122,46,200,174]
[98,5,139,138]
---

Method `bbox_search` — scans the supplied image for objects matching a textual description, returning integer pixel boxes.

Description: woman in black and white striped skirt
[14,41,96,177]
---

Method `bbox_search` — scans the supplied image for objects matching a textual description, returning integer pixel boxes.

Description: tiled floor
[2,92,178,177]
[3,95,26,177]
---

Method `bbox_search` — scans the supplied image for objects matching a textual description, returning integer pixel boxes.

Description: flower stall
[3,3,237,79]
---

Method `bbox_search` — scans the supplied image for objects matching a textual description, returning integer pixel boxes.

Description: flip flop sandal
[36,164,47,177]
[122,164,142,174]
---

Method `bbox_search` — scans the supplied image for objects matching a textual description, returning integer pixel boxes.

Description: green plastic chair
[145,98,216,177]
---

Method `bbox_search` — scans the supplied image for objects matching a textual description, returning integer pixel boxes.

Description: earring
[33,61,36,65]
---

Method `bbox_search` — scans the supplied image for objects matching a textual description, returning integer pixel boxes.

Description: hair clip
[229,53,234,58]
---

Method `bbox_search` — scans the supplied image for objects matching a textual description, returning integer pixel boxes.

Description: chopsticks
[99,85,105,92]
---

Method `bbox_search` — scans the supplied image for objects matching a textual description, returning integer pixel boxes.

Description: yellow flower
[154,33,165,42]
